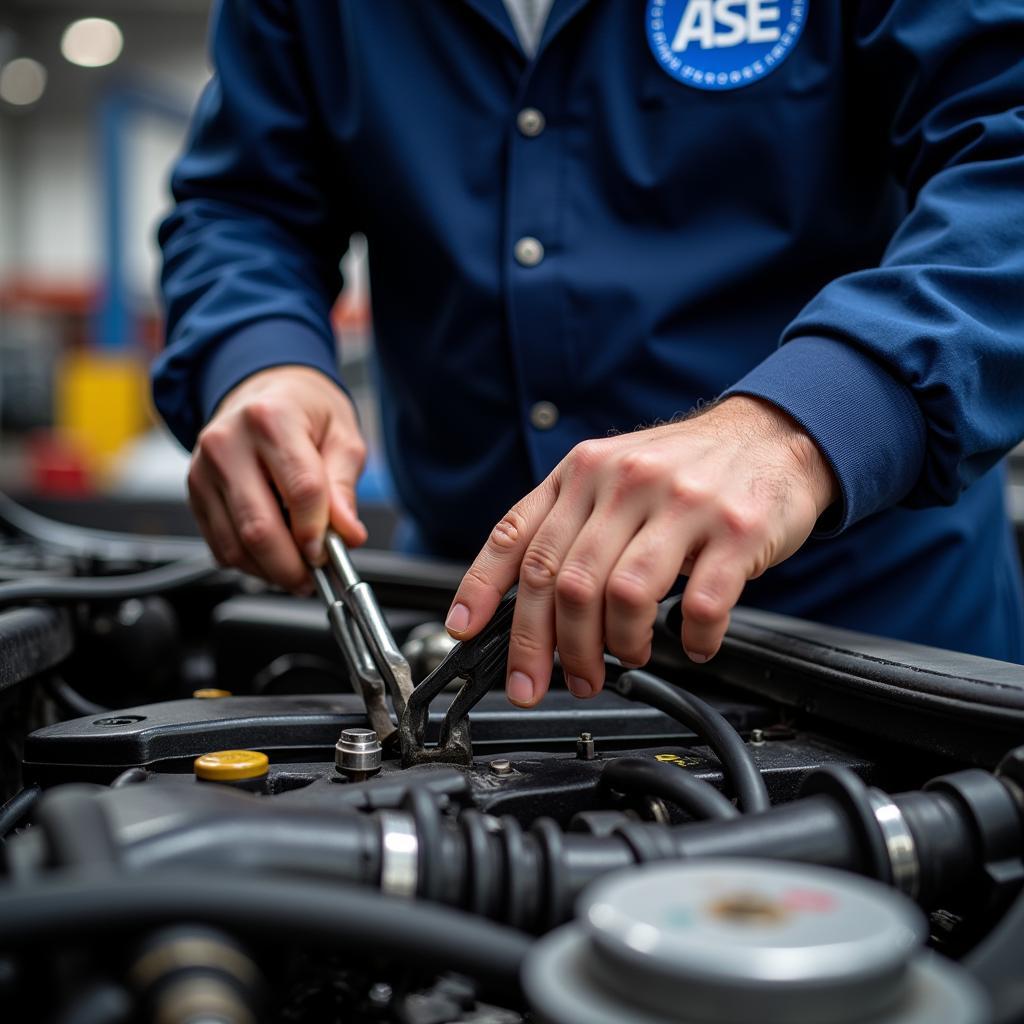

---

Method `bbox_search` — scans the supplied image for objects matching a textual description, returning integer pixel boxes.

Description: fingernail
[685,650,709,664]
[303,539,324,565]
[445,602,470,633]
[566,675,593,698]
[507,671,535,705]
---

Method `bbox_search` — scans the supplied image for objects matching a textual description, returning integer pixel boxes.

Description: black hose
[608,670,770,814]
[0,558,219,609]
[0,872,528,996]
[46,676,108,718]
[0,786,40,839]
[601,757,739,822]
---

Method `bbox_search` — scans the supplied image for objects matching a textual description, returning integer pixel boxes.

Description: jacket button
[530,401,559,431]
[517,107,546,137]
[515,236,544,267]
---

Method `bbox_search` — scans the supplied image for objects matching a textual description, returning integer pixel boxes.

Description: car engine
[1,496,1023,1024]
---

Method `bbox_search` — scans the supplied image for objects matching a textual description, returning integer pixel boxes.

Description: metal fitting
[378,810,418,898]
[489,758,514,777]
[867,788,920,900]
[576,732,596,760]
[335,727,382,780]
[749,729,765,745]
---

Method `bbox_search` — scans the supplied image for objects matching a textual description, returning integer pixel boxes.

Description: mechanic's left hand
[445,396,838,707]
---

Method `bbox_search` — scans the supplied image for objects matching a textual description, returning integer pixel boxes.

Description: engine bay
[1,499,1024,1024]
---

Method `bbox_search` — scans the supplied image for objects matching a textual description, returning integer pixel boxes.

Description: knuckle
[238,516,275,552]
[606,570,652,612]
[720,502,763,542]
[195,425,231,468]
[489,507,528,552]
[683,587,724,627]
[461,564,505,602]
[509,629,548,660]
[666,476,713,511]
[615,450,662,488]
[285,471,322,510]
[242,399,281,437]
[567,439,603,475]
[555,563,599,610]
[520,542,561,592]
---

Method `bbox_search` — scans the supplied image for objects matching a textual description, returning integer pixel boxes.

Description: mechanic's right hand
[188,365,367,592]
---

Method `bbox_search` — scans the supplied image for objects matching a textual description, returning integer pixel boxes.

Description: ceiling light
[60,17,123,69]
[0,57,47,106]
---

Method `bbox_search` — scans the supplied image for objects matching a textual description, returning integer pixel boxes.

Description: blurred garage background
[0,0,396,543]
[0,0,1019,555]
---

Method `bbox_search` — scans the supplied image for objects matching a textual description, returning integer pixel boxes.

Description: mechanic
[155,1,1024,708]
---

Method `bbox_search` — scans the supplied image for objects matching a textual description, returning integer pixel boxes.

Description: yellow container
[55,350,150,471]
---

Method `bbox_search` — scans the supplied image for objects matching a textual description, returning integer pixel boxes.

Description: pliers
[313,529,516,767]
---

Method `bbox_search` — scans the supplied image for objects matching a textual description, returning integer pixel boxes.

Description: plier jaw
[397,590,517,767]
[313,530,518,768]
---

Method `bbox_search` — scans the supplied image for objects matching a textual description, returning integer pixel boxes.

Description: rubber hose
[0,558,218,610]
[610,670,770,813]
[602,757,739,822]
[0,786,40,839]
[0,871,529,996]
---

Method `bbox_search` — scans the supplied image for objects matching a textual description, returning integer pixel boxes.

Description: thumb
[322,431,368,547]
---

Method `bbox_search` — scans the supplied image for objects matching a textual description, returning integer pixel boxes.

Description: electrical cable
[601,756,740,822]
[608,670,771,814]
[0,785,40,839]
[0,557,219,610]
[0,871,529,996]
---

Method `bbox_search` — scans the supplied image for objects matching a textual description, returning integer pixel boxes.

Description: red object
[27,431,94,497]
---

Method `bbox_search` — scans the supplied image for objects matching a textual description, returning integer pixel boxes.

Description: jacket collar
[459,0,592,61]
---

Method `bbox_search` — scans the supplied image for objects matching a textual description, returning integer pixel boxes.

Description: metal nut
[336,727,382,779]
[489,758,514,777]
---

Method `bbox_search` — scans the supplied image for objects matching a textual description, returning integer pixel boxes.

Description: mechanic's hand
[188,365,367,592]
[446,396,838,707]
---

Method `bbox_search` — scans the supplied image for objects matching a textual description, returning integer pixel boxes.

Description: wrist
[711,395,840,516]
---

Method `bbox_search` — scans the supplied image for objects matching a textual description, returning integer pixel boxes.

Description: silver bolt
[489,758,513,777]
[576,732,596,760]
[750,728,765,745]
[336,727,382,780]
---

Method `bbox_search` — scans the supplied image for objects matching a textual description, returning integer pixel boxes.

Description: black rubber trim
[664,600,1024,766]
[0,606,74,693]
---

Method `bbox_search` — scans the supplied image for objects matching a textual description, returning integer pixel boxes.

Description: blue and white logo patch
[646,0,807,92]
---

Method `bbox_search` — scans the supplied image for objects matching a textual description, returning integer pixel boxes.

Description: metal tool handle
[323,531,414,719]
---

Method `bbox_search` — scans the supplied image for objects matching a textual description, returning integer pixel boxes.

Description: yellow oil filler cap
[192,688,232,699]
[194,750,269,783]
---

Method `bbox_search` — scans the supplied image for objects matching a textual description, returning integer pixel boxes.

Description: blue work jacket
[155,0,1024,661]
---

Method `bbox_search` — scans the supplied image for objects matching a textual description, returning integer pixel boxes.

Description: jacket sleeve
[153,0,350,450]
[724,0,1024,533]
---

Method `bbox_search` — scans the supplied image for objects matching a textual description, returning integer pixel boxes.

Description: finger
[554,500,648,698]
[506,493,592,707]
[190,481,262,578]
[680,544,749,662]
[219,458,312,593]
[604,515,692,670]
[252,423,331,567]
[321,430,368,548]
[446,476,559,642]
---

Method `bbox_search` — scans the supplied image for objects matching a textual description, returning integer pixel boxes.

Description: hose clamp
[378,810,419,898]
[867,788,920,900]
